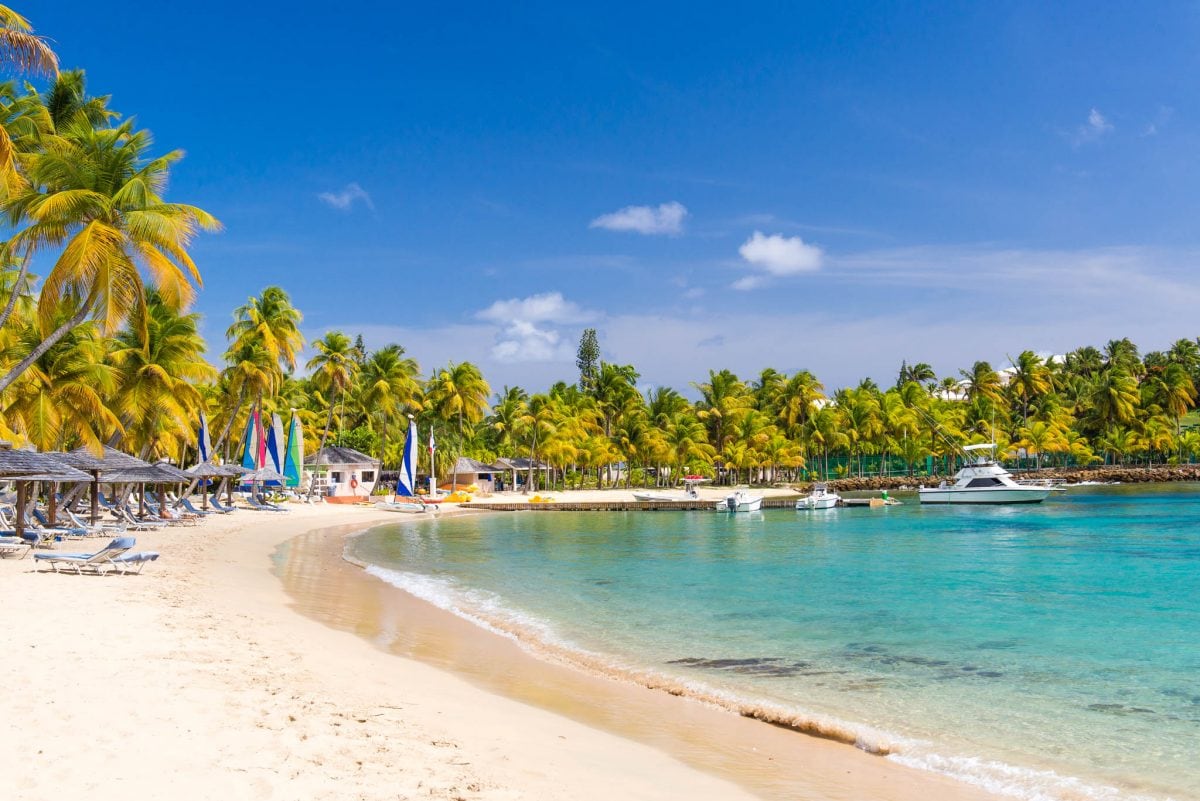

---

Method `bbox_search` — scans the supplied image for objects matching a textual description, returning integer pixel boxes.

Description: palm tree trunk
[213,386,246,454]
[0,305,90,393]
[307,402,337,500]
[0,254,31,334]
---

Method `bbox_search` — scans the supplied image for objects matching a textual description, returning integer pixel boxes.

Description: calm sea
[348,485,1200,801]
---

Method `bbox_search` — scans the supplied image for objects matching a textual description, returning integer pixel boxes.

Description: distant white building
[305,446,380,502]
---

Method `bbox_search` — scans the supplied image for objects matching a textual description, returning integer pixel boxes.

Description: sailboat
[376,417,432,513]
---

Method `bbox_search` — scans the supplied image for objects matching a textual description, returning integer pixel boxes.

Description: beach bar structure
[443,457,508,494]
[494,457,554,493]
[305,446,379,502]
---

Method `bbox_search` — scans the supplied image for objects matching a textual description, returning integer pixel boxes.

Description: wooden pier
[459,497,805,512]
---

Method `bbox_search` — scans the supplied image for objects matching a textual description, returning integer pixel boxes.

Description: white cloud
[474,292,594,364]
[476,292,592,324]
[590,201,688,235]
[735,231,824,288]
[318,182,374,211]
[492,320,574,363]
[1071,108,1113,145]
[730,275,764,291]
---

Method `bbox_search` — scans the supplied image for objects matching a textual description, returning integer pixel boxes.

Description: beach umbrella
[283,410,303,488]
[187,460,227,510]
[0,446,91,541]
[266,413,285,476]
[63,445,155,523]
[198,411,212,463]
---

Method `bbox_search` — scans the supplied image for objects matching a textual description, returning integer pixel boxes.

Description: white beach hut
[305,446,380,503]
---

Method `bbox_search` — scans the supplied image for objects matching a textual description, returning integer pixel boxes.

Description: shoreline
[284,507,1006,801]
[0,502,998,800]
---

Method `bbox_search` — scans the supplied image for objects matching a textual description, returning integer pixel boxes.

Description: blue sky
[37,1,1200,393]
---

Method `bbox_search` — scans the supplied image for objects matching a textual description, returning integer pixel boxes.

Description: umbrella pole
[139,484,146,517]
[15,481,26,543]
[91,474,99,524]
[202,480,208,510]
[48,483,57,527]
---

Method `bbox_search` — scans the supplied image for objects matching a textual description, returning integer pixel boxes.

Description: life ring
[350,478,359,489]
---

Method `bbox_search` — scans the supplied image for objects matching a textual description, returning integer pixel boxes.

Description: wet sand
[278,508,1004,801]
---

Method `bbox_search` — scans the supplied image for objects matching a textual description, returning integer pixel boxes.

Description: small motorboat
[796,482,840,510]
[717,490,763,512]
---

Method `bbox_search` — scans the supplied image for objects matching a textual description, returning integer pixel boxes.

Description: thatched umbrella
[187,460,229,510]
[63,446,155,523]
[0,445,91,542]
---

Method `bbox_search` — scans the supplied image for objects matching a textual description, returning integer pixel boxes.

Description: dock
[460,497,803,512]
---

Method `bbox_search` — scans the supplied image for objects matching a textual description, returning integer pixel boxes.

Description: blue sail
[396,418,417,497]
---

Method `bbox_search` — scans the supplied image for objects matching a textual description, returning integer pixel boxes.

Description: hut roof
[0,448,91,481]
[64,445,154,474]
[305,446,377,466]
[450,456,506,474]
[494,457,552,471]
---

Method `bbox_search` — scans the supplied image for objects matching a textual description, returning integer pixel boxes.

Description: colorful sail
[240,409,259,470]
[198,411,212,463]
[265,413,286,483]
[396,417,417,497]
[283,411,303,488]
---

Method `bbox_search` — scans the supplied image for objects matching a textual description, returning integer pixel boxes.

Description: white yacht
[918,444,1060,504]
[796,482,840,510]
[717,490,763,512]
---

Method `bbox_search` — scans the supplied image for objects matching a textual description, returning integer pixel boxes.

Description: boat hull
[918,488,1051,504]
[375,501,429,513]
[720,495,763,512]
[797,496,839,510]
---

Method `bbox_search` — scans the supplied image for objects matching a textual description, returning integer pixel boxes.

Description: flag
[198,411,212,463]
[283,411,303,488]
[429,428,436,454]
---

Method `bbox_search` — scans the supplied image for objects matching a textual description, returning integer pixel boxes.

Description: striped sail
[396,418,417,497]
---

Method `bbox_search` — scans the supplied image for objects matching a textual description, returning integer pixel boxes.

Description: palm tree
[108,290,215,459]
[426,361,491,491]
[777,370,824,437]
[1008,350,1051,425]
[306,331,359,481]
[357,344,421,463]
[693,369,749,453]
[0,114,220,392]
[1014,421,1066,471]
[226,286,304,376]
[2,311,118,451]
[0,6,57,75]
[1086,368,1139,432]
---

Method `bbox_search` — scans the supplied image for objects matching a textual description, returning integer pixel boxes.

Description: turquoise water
[349,485,1200,801]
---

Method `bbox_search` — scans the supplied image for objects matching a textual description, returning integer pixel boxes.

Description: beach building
[305,446,379,502]
[494,457,554,492]
[442,457,507,493]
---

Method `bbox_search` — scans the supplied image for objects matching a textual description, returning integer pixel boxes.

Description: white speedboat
[918,444,1060,504]
[796,482,840,510]
[633,476,707,502]
[717,490,763,512]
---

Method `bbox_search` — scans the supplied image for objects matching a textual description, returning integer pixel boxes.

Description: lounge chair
[34,537,136,574]
[115,506,167,531]
[32,509,88,539]
[0,535,29,558]
[65,509,126,537]
[208,496,237,513]
[108,551,159,574]
[176,497,215,516]
[245,494,287,512]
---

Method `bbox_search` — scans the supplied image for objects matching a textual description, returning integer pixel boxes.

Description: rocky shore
[788,464,1200,493]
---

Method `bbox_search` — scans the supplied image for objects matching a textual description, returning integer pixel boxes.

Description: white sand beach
[0,501,1001,801]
